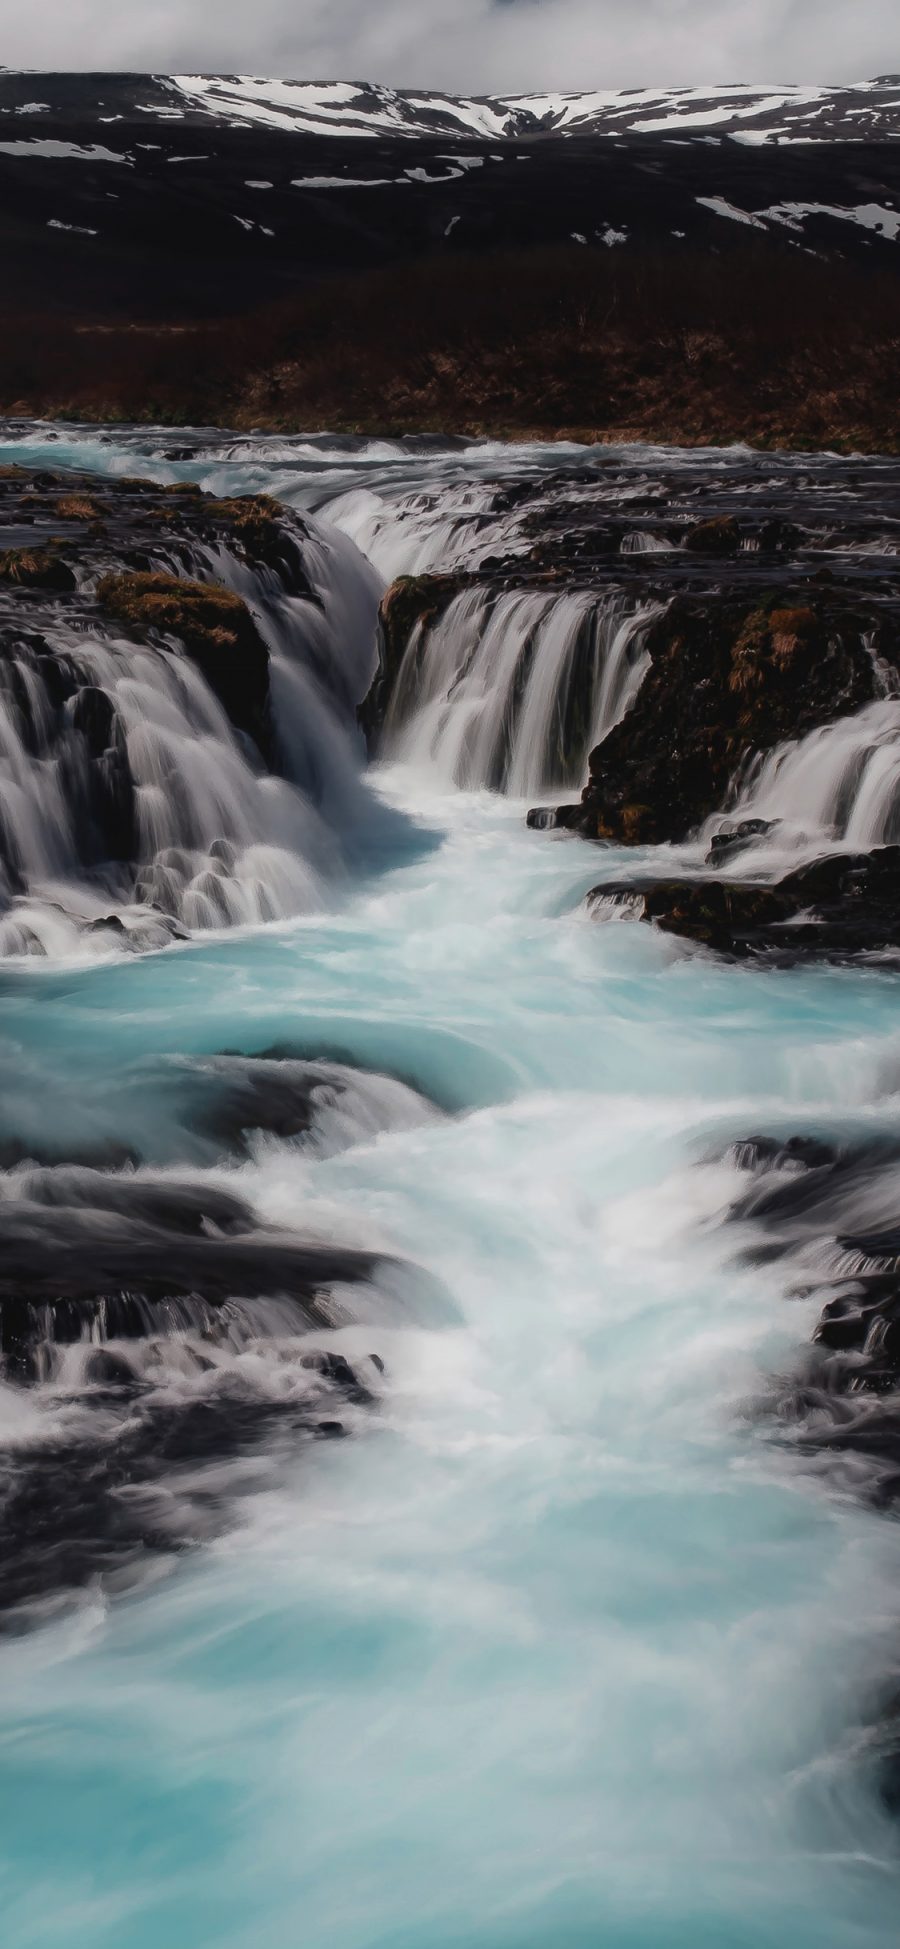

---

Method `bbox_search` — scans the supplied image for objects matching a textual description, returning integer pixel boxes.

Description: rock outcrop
[561,595,879,846]
[588,849,900,961]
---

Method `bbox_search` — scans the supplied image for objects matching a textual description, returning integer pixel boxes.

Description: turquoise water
[1,776,899,1947]
[0,424,899,1946]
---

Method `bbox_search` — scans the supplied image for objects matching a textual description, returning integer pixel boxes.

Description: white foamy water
[382,586,662,794]
[711,699,900,870]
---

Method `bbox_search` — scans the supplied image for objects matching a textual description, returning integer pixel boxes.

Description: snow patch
[291,175,395,189]
[0,139,129,163]
[696,196,768,229]
[758,200,900,239]
[47,218,98,237]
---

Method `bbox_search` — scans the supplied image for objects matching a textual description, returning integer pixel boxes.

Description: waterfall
[380,586,663,794]
[620,531,675,554]
[0,505,392,955]
[717,698,900,859]
[323,481,517,581]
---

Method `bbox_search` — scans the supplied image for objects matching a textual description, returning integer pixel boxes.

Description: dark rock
[200,495,315,593]
[757,517,803,553]
[85,914,128,937]
[526,805,572,831]
[683,515,741,554]
[727,1134,839,1173]
[705,818,774,867]
[566,596,877,845]
[301,1349,375,1405]
[84,1349,137,1388]
[71,684,116,753]
[0,1168,389,1380]
[89,749,138,864]
[720,1129,900,1486]
[587,848,900,960]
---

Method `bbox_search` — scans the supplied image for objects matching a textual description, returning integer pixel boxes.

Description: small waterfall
[721,699,900,857]
[381,586,662,794]
[0,503,393,954]
[620,531,676,554]
[184,531,402,870]
[324,482,515,581]
[0,618,338,951]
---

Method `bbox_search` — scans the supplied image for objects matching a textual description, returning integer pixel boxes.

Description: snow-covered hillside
[2,71,900,142]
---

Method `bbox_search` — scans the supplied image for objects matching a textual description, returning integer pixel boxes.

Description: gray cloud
[5,0,899,92]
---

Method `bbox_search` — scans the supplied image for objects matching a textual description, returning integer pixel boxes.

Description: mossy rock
[97,571,272,755]
[0,548,76,592]
[572,593,877,846]
[55,494,102,521]
[201,495,310,583]
[683,515,742,555]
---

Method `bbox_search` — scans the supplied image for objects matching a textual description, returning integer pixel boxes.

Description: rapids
[0,425,899,1949]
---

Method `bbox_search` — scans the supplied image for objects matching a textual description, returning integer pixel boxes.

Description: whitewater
[0,425,899,1949]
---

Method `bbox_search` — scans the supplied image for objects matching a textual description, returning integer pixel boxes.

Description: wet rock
[0,1168,389,1380]
[757,517,803,553]
[84,914,129,937]
[727,1134,839,1174]
[683,514,741,554]
[705,818,774,867]
[566,596,877,846]
[587,848,900,960]
[88,748,138,864]
[301,1349,375,1405]
[526,805,575,831]
[200,494,315,592]
[84,1349,137,1388]
[71,684,116,753]
[711,1126,900,1624]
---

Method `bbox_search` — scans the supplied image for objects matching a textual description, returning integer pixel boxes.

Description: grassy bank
[2,245,898,451]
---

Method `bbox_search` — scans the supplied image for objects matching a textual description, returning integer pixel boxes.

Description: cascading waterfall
[722,698,900,860]
[323,480,520,580]
[0,507,393,954]
[0,619,337,953]
[382,585,663,793]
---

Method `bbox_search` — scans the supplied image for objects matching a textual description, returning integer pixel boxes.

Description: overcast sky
[4,0,898,93]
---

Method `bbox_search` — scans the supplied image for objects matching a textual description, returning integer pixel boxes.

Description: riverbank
[3,247,899,451]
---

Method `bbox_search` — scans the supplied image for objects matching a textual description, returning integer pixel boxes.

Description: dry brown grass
[1,243,898,449]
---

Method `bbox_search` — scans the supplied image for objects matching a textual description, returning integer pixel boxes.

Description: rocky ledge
[0,466,339,940]
[0,466,316,754]
[550,595,881,845]
[588,850,900,962]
